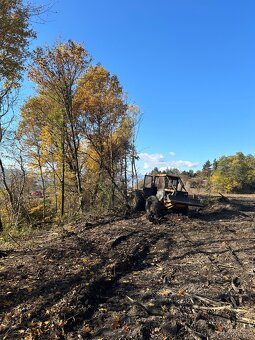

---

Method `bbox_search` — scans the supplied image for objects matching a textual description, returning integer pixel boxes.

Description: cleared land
[1,196,255,339]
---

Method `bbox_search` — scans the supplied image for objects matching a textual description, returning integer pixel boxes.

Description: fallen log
[218,192,230,202]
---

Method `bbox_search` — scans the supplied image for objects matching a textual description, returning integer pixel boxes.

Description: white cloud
[143,162,149,169]
[167,160,199,168]
[139,153,165,163]
[138,152,200,173]
[169,151,175,156]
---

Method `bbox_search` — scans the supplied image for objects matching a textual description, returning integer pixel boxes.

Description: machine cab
[143,175,157,197]
[143,174,187,199]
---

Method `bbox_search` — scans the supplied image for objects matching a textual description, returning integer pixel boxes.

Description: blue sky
[25,0,255,174]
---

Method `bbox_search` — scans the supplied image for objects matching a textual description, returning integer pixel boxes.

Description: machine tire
[130,191,145,211]
[179,206,189,215]
[145,195,162,220]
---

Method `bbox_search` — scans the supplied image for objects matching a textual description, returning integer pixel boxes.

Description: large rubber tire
[130,191,145,211]
[145,195,162,220]
[180,206,189,216]
[173,206,189,215]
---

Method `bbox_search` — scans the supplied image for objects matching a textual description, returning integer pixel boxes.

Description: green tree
[202,160,212,174]
[150,167,159,175]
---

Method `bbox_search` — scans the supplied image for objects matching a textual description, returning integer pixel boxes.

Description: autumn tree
[18,96,51,221]
[75,65,133,207]
[21,45,139,216]
[19,93,79,219]
[0,0,36,228]
[0,0,35,106]
[211,152,255,193]
[29,41,91,215]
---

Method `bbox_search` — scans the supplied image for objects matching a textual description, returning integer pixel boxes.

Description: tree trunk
[124,151,128,203]
[0,158,16,214]
[53,173,58,213]
[37,152,46,223]
[66,103,83,198]
[0,216,3,233]
[61,124,65,218]
[61,156,65,217]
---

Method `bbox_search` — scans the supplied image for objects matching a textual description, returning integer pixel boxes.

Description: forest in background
[149,152,255,194]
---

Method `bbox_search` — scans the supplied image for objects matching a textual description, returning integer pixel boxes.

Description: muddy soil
[1,196,255,339]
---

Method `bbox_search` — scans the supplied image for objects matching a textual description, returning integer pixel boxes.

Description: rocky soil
[1,196,255,339]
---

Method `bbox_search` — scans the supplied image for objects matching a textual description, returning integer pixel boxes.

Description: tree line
[0,1,139,231]
[150,152,255,194]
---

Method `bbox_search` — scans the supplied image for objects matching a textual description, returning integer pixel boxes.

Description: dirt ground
[1,195,255,339]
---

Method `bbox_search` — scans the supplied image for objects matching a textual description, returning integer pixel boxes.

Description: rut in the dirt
[64,228,171,334]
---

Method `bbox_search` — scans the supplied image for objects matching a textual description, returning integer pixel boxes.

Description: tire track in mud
[0,219,159,338]
[63,223,172,334]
